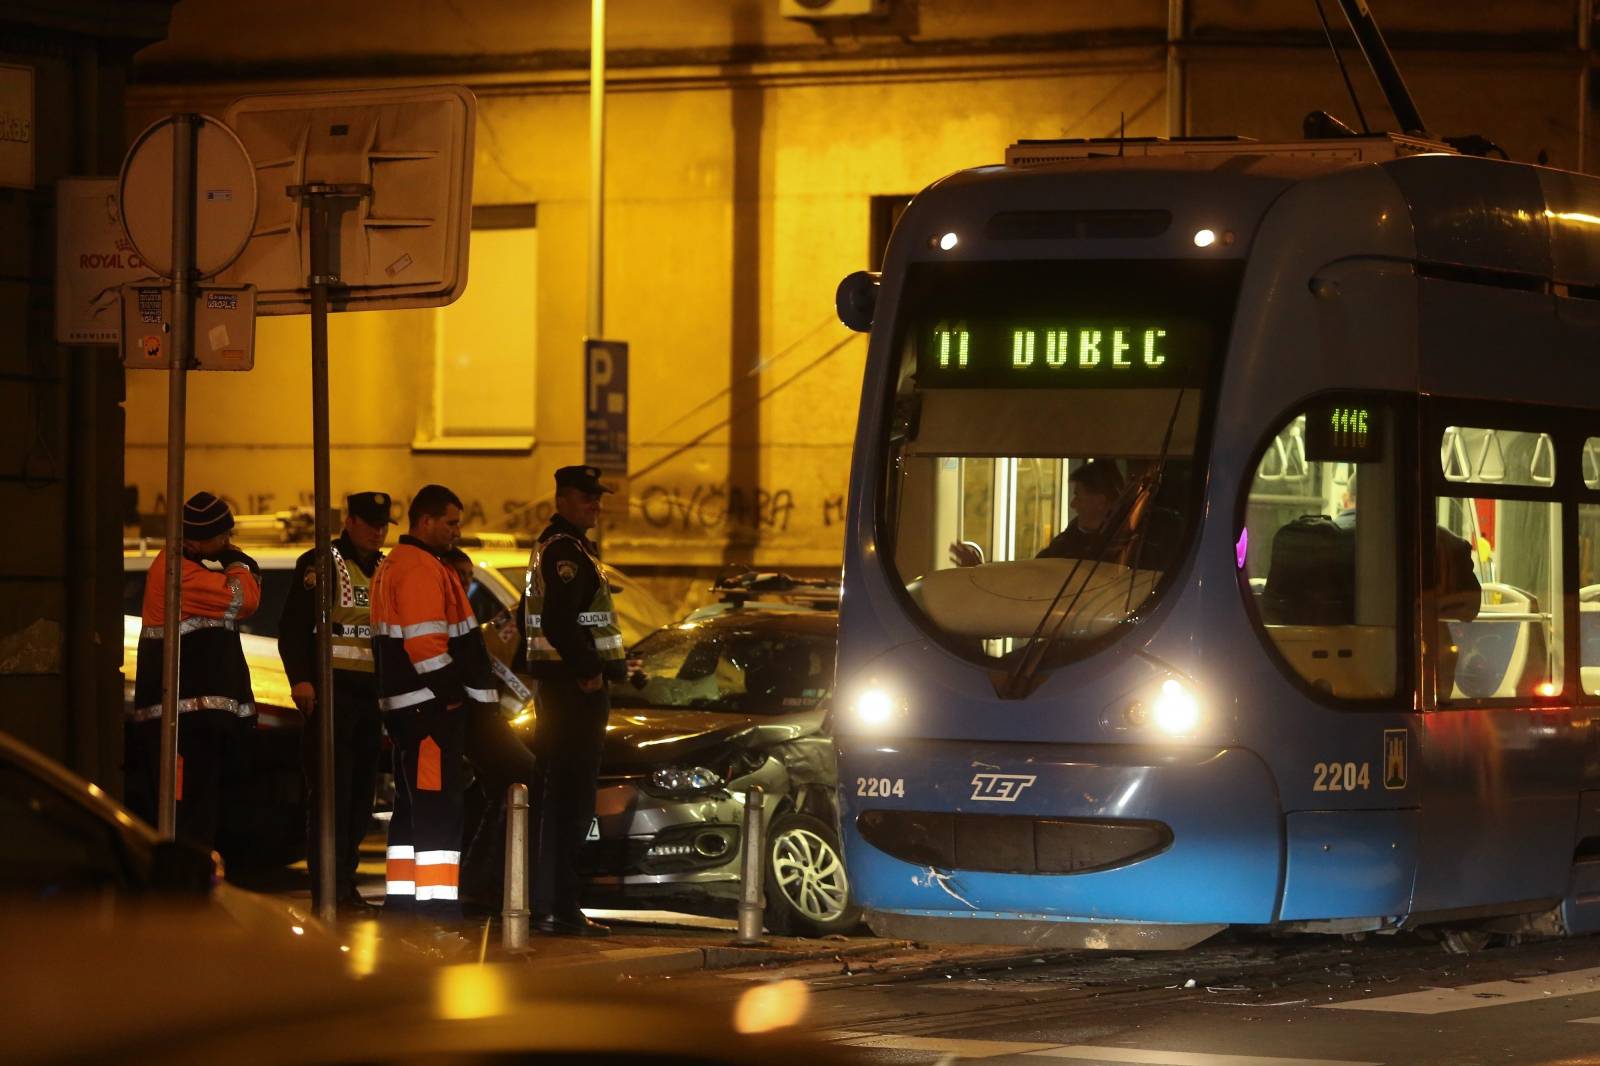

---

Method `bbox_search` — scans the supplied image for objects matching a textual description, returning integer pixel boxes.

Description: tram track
[805,931,1583,1039]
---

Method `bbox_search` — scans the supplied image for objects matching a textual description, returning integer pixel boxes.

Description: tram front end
[833,144,1407,950]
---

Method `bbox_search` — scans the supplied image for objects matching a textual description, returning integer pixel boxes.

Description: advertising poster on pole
[55,177,150,344]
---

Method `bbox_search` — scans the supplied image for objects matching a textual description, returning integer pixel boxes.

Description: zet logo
[970,773,1037,802]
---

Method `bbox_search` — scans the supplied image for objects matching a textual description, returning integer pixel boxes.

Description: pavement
[237,830,1068,982]
[489,922,1070,982]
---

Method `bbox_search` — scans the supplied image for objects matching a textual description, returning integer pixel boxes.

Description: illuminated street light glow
[1193,228,1216,248]
[734,979,810,1034]
[436,965,509,1021]
[938,231,959,251]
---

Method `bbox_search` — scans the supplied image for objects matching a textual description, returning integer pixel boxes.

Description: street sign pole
[297,181,372,926]
[157,114,196,840]
[216,86,475,921]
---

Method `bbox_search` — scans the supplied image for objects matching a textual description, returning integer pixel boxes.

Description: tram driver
[948,460,1129,567]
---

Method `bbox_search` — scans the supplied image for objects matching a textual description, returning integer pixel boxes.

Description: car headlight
[650,766,724,795]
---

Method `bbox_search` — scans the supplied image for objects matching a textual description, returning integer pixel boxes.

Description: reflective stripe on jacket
[329,544,375,673]
[369,540,497,712]
[131,549,260,721]
[523,533,625,672]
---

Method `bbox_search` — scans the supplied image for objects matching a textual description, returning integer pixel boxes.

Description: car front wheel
[764,811,859,937]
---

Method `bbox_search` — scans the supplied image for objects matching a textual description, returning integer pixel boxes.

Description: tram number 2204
[856,777,906,798]
[1312,761,1371,792]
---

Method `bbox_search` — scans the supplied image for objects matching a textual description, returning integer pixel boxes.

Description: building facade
[0,2,176,776]
[120,0,1591,624]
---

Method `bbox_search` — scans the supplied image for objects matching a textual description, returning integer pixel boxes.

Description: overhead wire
[1313,0,1371,134]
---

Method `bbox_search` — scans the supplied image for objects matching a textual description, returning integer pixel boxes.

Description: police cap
[554,465,615,495]
[346,491,393,526]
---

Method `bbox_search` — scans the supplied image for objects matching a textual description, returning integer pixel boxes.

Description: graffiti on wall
[149,482,849,541]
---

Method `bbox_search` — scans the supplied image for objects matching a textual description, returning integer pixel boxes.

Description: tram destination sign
[916,318,1209,389]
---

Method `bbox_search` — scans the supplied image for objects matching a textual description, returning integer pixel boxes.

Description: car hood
[601,705,823,767]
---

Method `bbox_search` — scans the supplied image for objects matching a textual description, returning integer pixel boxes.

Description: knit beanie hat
[183,491,234,540]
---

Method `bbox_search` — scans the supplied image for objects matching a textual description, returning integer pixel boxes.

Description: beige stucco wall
[123,0,1591,608]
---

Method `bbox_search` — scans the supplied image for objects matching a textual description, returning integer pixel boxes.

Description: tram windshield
[881,259,1243,665]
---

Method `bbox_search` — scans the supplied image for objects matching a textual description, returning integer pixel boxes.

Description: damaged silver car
[576,578,856,936]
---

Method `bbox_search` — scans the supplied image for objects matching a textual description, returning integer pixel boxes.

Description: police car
[515,573,858,937]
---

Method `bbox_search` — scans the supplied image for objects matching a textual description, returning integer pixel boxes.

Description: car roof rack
[126,507,318,549]
[456,531,535,550]
[711,571,840,608]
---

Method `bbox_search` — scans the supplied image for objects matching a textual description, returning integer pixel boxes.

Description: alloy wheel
[770,826,849,923]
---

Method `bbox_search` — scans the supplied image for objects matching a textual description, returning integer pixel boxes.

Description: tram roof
[929,134,1600,291]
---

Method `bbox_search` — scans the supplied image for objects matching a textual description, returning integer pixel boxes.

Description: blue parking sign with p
[585,339,628,473]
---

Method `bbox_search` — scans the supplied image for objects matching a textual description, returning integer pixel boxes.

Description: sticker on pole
[121,283,257,371]
[586,818,601,842]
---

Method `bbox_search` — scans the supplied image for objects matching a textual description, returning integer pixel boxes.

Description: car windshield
[611,622,836,715]
[881,259,1241,666]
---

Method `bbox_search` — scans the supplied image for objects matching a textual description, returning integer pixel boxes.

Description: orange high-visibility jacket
[131,548,261,720]
[369,537,497,713]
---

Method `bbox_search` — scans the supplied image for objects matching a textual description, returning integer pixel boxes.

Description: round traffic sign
[119,114,258,280]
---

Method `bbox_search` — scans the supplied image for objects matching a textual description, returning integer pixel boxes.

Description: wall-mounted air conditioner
[780,0,889,20]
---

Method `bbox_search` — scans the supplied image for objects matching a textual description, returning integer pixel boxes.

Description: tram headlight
[1150,678,1201,736]
[1193,228,1216,248]
[851,683,902,730]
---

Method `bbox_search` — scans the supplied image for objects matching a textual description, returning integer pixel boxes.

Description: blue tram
[832,132,1600,949]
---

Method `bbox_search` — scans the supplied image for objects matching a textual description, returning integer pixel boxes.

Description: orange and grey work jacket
[131,548,261,721]
[369,537,499,713]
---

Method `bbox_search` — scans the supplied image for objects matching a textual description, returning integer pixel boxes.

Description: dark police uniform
[277,491,390,911]
[524,466,628,934]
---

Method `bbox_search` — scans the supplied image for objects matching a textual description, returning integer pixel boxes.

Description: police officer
[278,491,392,914]
[126,491,261,850]
[524,466,628,937]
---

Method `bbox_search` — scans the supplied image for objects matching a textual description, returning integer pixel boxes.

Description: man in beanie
[278,491,392,913]
[127,491,262,850]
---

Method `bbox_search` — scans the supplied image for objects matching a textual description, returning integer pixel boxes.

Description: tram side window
[1577,493,1600,695]
[1435,426,1563,702]
[1240,407,1398,700]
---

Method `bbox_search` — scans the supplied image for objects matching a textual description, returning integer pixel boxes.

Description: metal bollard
[502,782,530,950]
[735,785,767,945]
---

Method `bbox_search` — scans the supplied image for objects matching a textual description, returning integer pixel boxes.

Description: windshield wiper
[1001,387,1187,699]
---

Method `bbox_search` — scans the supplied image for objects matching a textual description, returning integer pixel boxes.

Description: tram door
[1412,422,1582,913]
[939,458,1075,567]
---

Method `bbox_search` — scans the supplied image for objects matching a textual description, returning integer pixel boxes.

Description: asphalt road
[773,929,1600,1065]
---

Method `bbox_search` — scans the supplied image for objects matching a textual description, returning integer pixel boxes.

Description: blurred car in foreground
[518,573,857,937]
[1,910,862,1065]
[0,729,320,939]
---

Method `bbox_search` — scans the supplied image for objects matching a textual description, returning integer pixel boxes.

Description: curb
[502,938,917,979]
